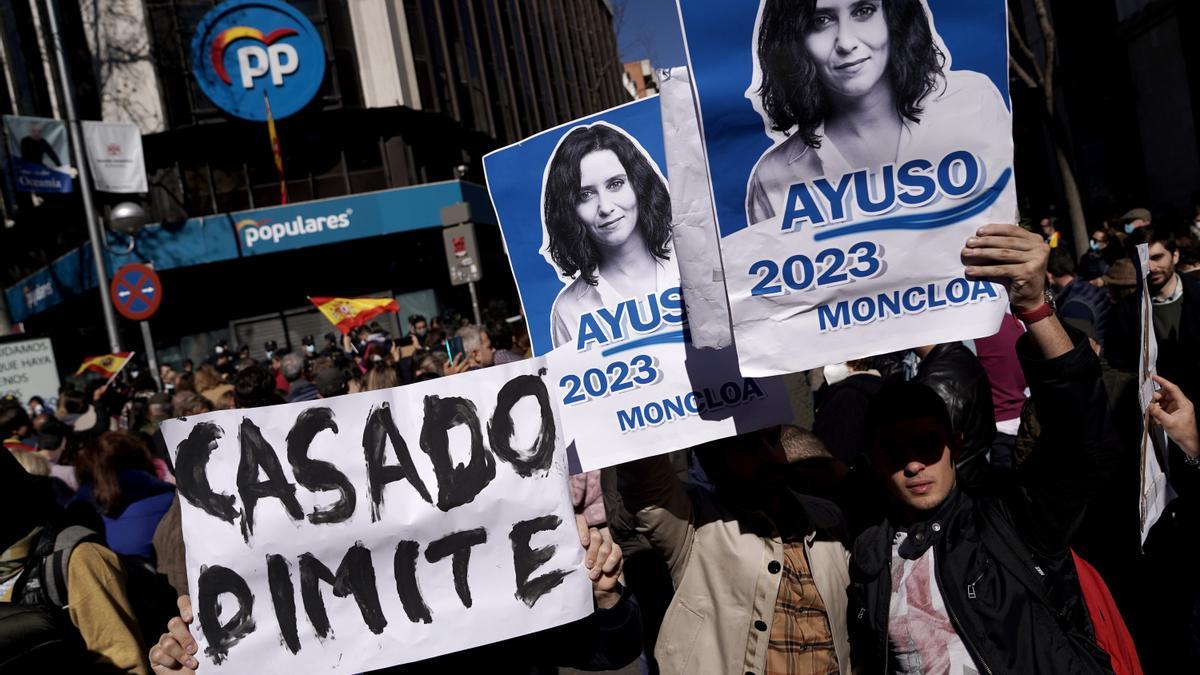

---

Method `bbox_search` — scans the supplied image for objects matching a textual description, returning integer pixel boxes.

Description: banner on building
[3,115,73,193]
[159,359,592,673]
[483,96,791,472]
[676,0,1017,376]
[0,337,60,410]
[81,121,148,193]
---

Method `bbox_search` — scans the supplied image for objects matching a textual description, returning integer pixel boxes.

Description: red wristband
[1014,302,1054,324]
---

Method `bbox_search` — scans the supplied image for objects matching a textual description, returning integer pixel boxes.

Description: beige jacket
[620,455,853,675]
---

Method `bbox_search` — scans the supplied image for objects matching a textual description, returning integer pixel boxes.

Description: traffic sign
[110,263,162,321]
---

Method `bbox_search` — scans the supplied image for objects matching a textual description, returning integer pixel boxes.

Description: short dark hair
[233,364,280,409]
[756,0,945,148]
[1047,248,1077,277]
[0,404,31,437]
[543,124,672,286]
[409,314,426,327]
[484,319,514,351]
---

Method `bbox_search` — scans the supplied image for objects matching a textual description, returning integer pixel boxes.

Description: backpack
[9,524,178,656]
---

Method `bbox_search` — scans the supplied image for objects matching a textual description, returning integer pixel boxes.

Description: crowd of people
[1,219,1198,674]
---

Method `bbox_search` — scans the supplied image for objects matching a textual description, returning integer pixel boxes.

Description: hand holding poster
[483,97,791,472]
[676,0,1016,376]
[159,359,592,673]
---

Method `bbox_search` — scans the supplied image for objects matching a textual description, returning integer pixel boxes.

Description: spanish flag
[310,297,399,334]
[75,352,134,378]
[265,92,287,204]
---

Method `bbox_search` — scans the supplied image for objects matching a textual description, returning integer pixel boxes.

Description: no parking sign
[110,263,162,321]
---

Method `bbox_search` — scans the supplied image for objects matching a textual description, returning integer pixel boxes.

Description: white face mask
[823,362,852,386]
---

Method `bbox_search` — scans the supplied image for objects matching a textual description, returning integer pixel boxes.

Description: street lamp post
[43,0,122,354]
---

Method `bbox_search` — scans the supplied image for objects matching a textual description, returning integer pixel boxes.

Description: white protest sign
[81,121,148,193]
[1134,243,1172,545]
[483,97,793,473]
[0,337,60,409]
[676,0,1016,377]
[160,359,592,673]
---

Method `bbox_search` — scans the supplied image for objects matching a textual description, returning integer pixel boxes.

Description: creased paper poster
[159,359,592,673]
[1134,243,1172,545]
[659,67,732,350]
[676,0,1017,376]
[483,96,792,472]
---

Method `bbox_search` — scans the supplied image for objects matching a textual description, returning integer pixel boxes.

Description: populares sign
[191,0,326,121]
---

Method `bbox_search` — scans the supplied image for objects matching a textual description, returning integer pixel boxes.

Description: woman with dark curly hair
[746,0,1010,225]
[542,122,675,348]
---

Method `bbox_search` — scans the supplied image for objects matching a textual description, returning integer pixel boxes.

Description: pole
[43,0,121,353]
[467,280,482,325]
[140,321,161,390]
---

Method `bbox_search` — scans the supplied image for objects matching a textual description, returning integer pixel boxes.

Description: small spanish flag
[265,92,287,205]
[75,352,134,377]
[310,297,400,334]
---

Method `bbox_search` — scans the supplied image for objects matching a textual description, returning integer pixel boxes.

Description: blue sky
[611,0,687,68]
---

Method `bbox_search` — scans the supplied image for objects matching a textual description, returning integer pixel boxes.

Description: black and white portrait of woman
[541,123,676,349]
[745,0,1011,225]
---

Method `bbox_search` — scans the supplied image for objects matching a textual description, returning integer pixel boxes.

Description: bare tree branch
[1009,55,1039,89]
[1007,12,1043,83]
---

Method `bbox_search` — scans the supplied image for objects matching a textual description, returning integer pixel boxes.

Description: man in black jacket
[848,225,1118,674]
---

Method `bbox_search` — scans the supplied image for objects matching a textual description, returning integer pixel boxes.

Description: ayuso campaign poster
[677,0,1016,377]
[4,115,73,193]
[483,97,791,471]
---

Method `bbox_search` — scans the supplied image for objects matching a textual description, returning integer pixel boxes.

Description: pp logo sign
[190,0,325,122]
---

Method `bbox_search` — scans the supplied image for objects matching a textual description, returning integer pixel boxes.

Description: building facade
[0,0,629,365]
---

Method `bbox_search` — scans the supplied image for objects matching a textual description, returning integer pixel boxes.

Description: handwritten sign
[160,359,592,673]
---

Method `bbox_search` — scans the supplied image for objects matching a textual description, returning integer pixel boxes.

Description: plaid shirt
[765,542,840,675]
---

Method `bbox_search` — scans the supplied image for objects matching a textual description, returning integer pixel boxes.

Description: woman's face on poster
[803,0,890,101]
[576,149,640,250]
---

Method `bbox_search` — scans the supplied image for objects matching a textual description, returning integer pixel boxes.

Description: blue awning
[5,179,496,323]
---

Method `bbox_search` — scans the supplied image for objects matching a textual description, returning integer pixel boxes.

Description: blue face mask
[1125,223,1136,235]
[1090,240,1102,252]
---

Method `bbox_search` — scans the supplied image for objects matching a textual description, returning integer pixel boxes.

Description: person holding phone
[746,0,1011,225]
[542,123,675,349]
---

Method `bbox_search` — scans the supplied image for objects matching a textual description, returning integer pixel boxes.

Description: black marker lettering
[266,554,300,654]
[287,407,356,524]
[363,404,432,521]
[393,540,432,624]
[510,514,572,608]
[298,542,388,640]
[488,374,556,477]
[174,422,239,524]
[419,395,496,511]
[424,528,488,608]
[237,418,304,542]
[197,565,256,665]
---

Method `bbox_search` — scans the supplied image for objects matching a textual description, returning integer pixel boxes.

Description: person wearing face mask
[746,0,1011,225]
[542,122,674,349]
[405,314,428,350]
[1120,207,1151,237]
[1079,227,1117,281]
